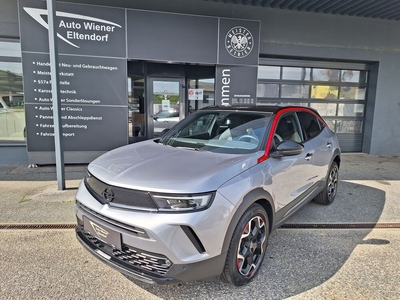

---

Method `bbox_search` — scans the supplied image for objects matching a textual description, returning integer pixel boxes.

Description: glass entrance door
[150,78,183,137]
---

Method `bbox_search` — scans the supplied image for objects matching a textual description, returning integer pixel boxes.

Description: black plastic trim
[76,201,149,238]
[180,225,206,253]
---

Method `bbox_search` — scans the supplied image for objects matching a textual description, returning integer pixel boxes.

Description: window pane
[309,103,337,116]
[311,85,339,99]
[338,104,364,117]
[0,62,25,143]
[280,102,309,107]
[324,119,336,132]
[0,41,21,57]
[340,87,366,100]
[128,76,146,139]
[258,66,280,79]
[312,68,340,82]
[297,111,322,140]
[341,70,367,83]
[281,84,309,98]
[188,78,215,113]
[282,67,311,80]
[257,101,279,106]
[336,120,363,133]
[275,114,302,143]
[257,83,279,98]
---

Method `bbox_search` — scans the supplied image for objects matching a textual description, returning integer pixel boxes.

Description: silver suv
[75,106,340,286]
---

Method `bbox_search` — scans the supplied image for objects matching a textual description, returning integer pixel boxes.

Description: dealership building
[1,0,400,164]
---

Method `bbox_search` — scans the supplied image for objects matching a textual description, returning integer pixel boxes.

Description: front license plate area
[83,216,122,250]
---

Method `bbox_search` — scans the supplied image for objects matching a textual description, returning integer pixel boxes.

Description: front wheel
[314,161,339,205]
[221,203,269,286]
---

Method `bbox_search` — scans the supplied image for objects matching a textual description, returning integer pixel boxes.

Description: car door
[268,112,318,210]
[297,111,333,182]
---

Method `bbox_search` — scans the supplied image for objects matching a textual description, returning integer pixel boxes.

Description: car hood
[88,140,260,193]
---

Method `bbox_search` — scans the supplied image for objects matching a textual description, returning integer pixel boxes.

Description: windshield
[159,110,272,154]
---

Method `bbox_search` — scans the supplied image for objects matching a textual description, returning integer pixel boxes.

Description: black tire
[314,161,339,205]
[221,203,269,286]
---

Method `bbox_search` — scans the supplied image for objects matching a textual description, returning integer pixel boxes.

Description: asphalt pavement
[0,153,399,299]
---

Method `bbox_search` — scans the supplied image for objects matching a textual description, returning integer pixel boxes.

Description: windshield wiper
[176,146,200,151]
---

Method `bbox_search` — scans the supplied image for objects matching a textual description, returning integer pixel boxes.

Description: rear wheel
[221,203,269,286]
[314,161,339,205]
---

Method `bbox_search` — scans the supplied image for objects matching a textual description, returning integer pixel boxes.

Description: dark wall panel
[127,10,218,64]
[0,0,19,38]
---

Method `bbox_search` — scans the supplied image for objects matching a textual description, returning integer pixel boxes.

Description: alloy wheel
[327,165,338,200]
[236,216,267,277]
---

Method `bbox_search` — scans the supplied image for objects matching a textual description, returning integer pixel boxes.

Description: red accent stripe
[257,107,326,164]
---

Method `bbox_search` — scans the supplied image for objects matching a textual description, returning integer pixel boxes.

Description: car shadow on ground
[129,180,386,299]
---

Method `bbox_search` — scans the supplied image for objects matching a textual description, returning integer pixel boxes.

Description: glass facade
[0,41,25,143]
[257,63,369,151]
[257,65,367,132]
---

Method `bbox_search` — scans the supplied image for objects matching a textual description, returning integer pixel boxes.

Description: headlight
[150,193,214,212]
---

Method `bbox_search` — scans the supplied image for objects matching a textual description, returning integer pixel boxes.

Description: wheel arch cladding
[221,188,274,255]
[334,154,341,169]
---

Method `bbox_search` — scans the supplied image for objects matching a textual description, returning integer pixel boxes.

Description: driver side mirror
[270,140,304,158]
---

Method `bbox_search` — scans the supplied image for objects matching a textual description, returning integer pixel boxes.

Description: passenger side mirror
[270,140,304,158]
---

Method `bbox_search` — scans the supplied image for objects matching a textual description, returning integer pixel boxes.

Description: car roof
[200,105,319,115]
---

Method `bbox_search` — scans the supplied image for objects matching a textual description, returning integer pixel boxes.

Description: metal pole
[47,0,65,190]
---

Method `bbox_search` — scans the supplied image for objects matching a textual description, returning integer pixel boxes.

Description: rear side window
[297,111,322,140]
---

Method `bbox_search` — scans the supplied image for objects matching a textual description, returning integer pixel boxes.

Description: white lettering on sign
[59,20,81,29]
[221,69,231,107]
[23,7,122,49]
[66,31,109,42]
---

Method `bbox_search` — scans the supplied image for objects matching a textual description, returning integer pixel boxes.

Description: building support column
[47,0,65,190]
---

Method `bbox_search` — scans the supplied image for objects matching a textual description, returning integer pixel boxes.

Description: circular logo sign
[225,26,254,58]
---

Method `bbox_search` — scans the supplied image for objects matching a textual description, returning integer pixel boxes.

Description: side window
[274,114,302,145]
[297,111,322,140]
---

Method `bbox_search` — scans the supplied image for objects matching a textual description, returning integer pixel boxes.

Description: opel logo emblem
[101,188,115,203]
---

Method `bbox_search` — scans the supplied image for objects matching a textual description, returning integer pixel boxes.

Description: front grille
[78,225,172,276]
[85,174,158,211]
[112,248,171,275]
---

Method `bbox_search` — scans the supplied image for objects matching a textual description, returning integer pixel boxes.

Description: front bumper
[75,213,227,285]
[74,180,233,284]
[76,226,172,284]
[76,225,227,284]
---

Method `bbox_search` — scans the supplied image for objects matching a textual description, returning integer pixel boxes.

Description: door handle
[305,153,313,161]
[327,142,332,149]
